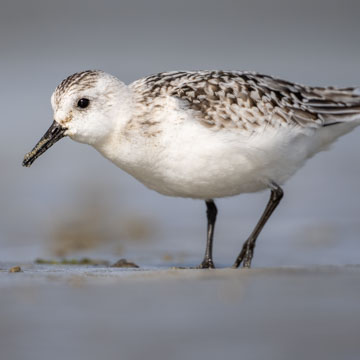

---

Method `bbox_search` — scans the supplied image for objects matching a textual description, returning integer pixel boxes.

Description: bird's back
[130,70,360,133]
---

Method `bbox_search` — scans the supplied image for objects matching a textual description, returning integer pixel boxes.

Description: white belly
[147,126,308,198]
[97,118,359,199]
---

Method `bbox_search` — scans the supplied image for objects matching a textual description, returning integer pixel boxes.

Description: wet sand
[1,264,360,360]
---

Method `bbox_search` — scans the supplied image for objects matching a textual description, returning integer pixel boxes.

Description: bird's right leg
[197,200,217,269]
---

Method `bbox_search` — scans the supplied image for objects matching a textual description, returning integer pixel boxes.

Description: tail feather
[299,86,360,126]
[248,73,360,128]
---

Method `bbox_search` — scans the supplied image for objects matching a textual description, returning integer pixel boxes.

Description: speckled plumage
[130,70,360,132]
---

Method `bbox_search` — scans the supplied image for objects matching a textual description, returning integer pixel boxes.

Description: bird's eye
[77,98,90,109]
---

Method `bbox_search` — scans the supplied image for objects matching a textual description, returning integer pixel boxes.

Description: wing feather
[133,71,360,131]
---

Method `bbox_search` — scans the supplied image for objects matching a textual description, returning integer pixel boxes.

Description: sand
[1,263,360,360]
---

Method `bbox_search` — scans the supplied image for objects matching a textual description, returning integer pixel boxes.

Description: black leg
[233,183,284,269]
[198,200,217,269]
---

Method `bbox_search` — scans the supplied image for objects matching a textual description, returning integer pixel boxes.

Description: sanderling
[23,70,360,268]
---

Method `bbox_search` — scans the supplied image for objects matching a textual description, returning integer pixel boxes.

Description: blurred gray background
[2,2,360,360]
[1,0,360,266]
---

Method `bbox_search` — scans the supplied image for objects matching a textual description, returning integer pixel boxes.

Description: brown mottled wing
[153,71,360,131]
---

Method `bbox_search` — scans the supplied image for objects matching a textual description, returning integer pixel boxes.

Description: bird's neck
[92,90,152,174]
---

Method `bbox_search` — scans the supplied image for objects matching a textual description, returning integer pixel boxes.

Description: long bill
[22,120,67,167]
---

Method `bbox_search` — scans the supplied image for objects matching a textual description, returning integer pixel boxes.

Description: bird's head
[23,70,129,167]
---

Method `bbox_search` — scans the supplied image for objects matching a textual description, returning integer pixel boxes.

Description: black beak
[22,121,67,167]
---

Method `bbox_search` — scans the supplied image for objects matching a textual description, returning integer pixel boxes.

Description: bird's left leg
[232,183,284,268]
[197,200,217,269]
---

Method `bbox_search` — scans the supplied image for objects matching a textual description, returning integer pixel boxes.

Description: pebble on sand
[111,259,139,268]
[9,266,22,273]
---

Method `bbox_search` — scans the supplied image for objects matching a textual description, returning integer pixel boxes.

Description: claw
[197,259,215,269]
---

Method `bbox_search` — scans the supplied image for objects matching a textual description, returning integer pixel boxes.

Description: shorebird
[23,70,360,268]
